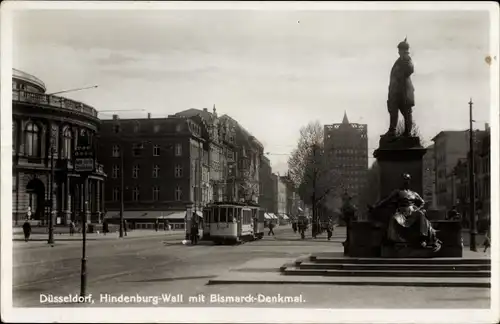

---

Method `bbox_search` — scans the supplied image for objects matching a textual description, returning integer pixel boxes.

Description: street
[13,225,489,309]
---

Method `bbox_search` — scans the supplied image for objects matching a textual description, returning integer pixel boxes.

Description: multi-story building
[276,176,287,216]
[422,144,437,208]
[99,113,210,220]
[271,173,279,213]
[219,114,264,203]
[259,155,275,213]
[431,129,487,210]
[323,111,368,206]
[452,127,491,223]
[12,69,106,225]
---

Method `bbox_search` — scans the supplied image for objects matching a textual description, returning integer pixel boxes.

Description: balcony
[13,90,98,118]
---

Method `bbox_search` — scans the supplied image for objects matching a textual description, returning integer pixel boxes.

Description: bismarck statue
[369,173,442,252]
[384,38,415,138]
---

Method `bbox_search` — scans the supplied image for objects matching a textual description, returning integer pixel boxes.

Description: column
[64,177,71,224]
[96,180,101,224]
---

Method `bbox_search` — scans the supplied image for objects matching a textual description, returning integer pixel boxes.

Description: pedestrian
[123,220,128,236]
[164,219,168,231]
[268,221,275,236]
[103,220,109,235]
[292,222,297,233]
[22,219,31,242]
[326,219,334,241]
[69,220,75,236]
[155,219,159,232]
[190,221,199,245]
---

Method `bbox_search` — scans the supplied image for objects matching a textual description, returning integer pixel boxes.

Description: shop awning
[105,211,175,219]
[195,211,203,218]
[269,213,278,219]
[281,214,290,220]
[264,213,273,220]
[163,211,186,220]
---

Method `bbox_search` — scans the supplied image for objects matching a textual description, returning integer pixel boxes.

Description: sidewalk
[12,229,184,243]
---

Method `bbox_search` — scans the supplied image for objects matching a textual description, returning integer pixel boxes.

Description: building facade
[432,129,487,210]
[323,111,368,206]
[259,155,276,213]
[276,176,287,215]
[12,69,106,225]
[99,113,210,217]
[452,128,491,224]
[422,144,437,208]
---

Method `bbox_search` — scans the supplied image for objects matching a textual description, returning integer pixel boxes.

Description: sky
[12,8,492,174]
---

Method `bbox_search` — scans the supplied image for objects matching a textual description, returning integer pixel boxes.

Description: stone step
[310,255,491,265]
[282,266,491,278]
[298,262,491,271]
[207,272,491,288]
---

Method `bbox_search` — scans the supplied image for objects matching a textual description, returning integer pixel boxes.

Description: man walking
[190,221,199,245]
[326,218,334,241]
[268,222,275,236]
[22,219,31,242]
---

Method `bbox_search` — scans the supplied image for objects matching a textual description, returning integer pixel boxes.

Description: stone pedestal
[374,135,427,198]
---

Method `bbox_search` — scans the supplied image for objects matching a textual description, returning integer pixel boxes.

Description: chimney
[148,113,151,119]
[112,114,119,120]
[203,108,208,112]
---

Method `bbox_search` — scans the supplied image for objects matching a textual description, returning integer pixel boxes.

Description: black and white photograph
[1,1,498,323]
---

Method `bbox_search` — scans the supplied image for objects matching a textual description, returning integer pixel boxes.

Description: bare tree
[395,120,426,145]
[358,161,381,218]
[288,121,341,233]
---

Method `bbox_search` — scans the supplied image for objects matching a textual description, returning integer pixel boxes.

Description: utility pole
[48,144,55,244]
[80,177,88,297]
[468,98,477,251]
[311,143,317,238]
[119,143,125,238]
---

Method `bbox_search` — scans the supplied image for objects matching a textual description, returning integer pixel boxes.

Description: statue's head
[402,173,411,188]
[397,37,410,56]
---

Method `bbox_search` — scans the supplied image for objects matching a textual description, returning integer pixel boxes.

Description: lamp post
[48,144,55,244]
[468,99,477,251]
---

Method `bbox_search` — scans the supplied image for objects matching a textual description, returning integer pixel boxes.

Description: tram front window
[227,208,234,223]
[219,207,227,223]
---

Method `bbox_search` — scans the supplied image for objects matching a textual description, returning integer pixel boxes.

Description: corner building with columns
[12,69,106,225]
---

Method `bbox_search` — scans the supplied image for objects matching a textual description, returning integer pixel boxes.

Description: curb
[206,279,490,288]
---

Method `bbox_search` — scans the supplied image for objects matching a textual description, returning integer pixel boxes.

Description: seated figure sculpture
[369,173,442,252]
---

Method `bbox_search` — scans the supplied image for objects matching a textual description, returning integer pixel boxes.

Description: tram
[204,201,265,244]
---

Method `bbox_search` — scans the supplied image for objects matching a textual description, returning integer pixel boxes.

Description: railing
[13,69,46,91]
[12,90,98,118]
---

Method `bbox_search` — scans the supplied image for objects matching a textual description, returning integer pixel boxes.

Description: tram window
[203,210,210,223]
[234,208,240,222]
[219,208,227,223]
[213,209,218,223]
[227,208,234,223]
[243,210,252,224]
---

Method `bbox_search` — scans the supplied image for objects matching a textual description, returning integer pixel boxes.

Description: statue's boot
[403,107,413,136]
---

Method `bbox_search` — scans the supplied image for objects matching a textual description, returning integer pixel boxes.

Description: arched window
[62,127,73,159]
[25,123,41,157]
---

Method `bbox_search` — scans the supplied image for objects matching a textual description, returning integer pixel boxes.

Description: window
[153,145,160,157]
[113,187,119,201]
[153,165,160,178]
[132,187,140,201]
[112,165,119,178]
[61,127,73,159]
[175,165,183,178]
[219,207,227,223]
[175,143,182,156]
[153,186,160,201]
[133,143,143,156]
[133,165,140,178]
[112,145,120,157]
[25,123,41,157]
[175,186,182,201]
[154,125,160,133]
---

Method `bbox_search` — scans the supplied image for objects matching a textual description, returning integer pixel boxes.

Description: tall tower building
[324,111,368,206]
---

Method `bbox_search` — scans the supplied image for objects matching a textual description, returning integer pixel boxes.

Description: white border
[1,1,499,323]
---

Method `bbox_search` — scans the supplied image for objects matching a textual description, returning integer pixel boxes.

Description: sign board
[75,158,95,172]
[73,129,95,174]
